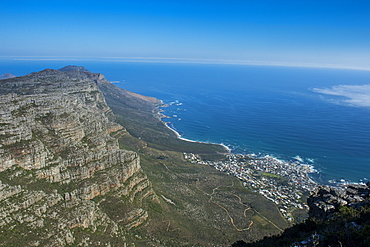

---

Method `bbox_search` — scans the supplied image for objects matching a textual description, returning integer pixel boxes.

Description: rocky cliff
[0,66,157,246]
[307,183,370,220]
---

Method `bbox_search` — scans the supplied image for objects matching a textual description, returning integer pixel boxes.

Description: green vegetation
[261,172,280,178]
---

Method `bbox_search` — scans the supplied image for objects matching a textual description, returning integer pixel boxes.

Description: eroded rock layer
[0,67,156,246]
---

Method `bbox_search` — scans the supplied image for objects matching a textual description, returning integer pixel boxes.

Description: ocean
[2,59,370,184]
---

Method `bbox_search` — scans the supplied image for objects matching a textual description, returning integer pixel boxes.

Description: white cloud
[312,85,370,107]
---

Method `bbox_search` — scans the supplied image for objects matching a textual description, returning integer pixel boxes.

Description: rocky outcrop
[307,183,370,220]
[0,66,157,246]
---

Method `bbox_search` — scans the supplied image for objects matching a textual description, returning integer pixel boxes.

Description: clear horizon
[2,0,370,71]
[1,56,370,72]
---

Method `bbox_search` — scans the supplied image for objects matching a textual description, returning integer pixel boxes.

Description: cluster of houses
[183,153,317,221]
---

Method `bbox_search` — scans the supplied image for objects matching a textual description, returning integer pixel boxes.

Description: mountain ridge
[0,65,158,245]
[0,65,298,246]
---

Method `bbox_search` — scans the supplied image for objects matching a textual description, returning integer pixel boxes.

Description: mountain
[0,67,157,245]
[0,73,16,80]
[0,66,291,246]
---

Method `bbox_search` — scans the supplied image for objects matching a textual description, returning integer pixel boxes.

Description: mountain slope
[0,68,157,246]
[0,66,293,246]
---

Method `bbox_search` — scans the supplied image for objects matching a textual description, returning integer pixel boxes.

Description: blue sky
[1,0,370,69]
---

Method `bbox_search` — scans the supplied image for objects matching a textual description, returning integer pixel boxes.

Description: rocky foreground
[308,183,370,220]
[237,182,370,247]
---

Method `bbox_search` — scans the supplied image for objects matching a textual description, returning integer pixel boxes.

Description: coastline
[163,121,231,153]
[156,101,231,154]
[155,101,362,188]
[162,114,363,188]
[156,103,323,186]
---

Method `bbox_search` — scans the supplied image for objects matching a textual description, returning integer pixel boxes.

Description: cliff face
[0,67,156,246]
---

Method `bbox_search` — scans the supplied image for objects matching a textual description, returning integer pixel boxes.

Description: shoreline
[156,103,363,188]
[163,121,231,153]
[156,100,231,153]
[157,106,324,187]
[161,117,327,188]
[158,107,325,187]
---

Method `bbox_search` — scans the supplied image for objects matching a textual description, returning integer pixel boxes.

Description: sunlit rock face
[0,67,156,246]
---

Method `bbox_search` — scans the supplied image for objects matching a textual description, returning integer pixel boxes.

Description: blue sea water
[2,59,370,184]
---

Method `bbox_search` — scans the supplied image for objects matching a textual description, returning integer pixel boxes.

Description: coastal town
[183,152,318,222]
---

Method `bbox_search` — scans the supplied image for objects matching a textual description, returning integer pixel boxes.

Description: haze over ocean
[2,60,370,184]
